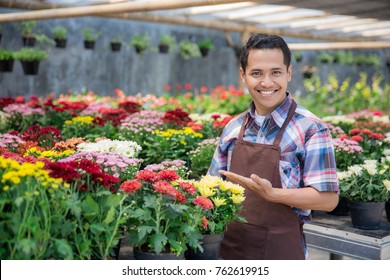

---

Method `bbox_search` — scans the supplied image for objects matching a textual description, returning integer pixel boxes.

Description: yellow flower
[3,186,10,191]
[212,197,226,207]
[199,175,222,188]
[197,184,215,197]
[11,177,21,184]
[383,180,390,191]
[180,140,186,145]
[231,194,245,204]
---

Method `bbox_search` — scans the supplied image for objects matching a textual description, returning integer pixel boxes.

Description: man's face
[240,48,292,116]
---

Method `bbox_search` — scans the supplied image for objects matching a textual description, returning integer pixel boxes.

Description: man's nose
[260,76,273,87]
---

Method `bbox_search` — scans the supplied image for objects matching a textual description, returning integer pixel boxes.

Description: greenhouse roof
[1,0,390,47]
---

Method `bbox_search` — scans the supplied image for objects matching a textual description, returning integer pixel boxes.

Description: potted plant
[51,26,68,48]
[301,65,316,79]
[318,52,334,64]
[82,28,101,49]
[197,38,214,57]
[20,20,37,47]
[293,51,303,63]
[0,49,15,72]
[120,169,204,259]
[13,47,48,75]
[130,33,151,54]
[178,40,201,60]
[158,34,175,54]
[338,160,390,230]
[185,175,246,260]
[110,37,122,52]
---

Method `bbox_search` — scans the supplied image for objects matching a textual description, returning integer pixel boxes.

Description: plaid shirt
[208,93,339,221]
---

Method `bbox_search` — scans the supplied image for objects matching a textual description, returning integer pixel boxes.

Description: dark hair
[240,33,291,73]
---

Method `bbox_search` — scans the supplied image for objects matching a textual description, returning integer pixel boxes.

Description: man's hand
[219,170,273,199]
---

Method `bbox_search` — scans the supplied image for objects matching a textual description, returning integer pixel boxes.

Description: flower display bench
[304,211,390,260]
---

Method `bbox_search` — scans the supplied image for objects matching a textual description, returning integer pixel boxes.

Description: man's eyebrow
[249,67,283,71]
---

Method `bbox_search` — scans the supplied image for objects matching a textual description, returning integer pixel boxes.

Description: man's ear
[239,68,246,84]
[287,64,292,82]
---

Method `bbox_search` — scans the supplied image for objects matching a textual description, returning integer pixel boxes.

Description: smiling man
[208,33,339,260]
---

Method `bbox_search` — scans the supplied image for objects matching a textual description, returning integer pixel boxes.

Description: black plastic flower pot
[110,42,122,52]
[200,47,209,57]
[159,44,169,54]
[134,46,145,54]
[84,40,95,49]
[349,201,385,230]
[20,60,40,75]
[0,59,15,72]
[55,38,67,48]
[22,36,36,47]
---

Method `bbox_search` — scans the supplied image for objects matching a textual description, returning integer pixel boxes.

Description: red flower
[193,196,214,210]
[211,114,221,120]
[15,96,25,103]
[175,191,186,204]
[79,159,101,175]
[200,86,208,93]
[362,128,373,135]
[339,134,349,140]
[120,180,142,193]
[162,108,192,127]
[187,121,203,131]
[158,170,180,181]
[370,133,384,140]
[179,181,197,195]
[349,128,361,136]
[135,170,161,183]
[184,83,192,91]
[201,216,208,229]
[152,181,177,198]
[350,135,363,142]
[164,84,171,91]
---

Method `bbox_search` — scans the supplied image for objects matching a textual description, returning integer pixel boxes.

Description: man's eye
[251,72,260,77]
[273,71,282,75]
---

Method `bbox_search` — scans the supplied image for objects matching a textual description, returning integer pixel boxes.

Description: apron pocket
[221,222,269,260]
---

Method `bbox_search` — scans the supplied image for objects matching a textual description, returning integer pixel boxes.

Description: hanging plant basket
[22,36,36,47]
[110,42,122,52]
[0,59,15,72]
[55,38,67,48]
[20,60,40,75]
[84,40,95,49]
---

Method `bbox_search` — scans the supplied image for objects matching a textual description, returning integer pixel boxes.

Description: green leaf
[80,195,99,222]
[53,239,74,260]
[104,206,116,224]
[138,225,154,240]
[130,208,152,221]
[14,197,24,208]
[90,223,106,235]
[150,233,167,254]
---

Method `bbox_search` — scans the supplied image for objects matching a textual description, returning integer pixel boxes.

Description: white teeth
[259,90,274,95]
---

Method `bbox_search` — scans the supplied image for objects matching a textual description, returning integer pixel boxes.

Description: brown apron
[221,100,305,260]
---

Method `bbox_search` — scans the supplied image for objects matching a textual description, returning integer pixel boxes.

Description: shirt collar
[248,92,293,128]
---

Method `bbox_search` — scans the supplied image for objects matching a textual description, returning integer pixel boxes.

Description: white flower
[383,180,390,191]
[337,171,352,181]
[366,167,377,176]
[348,165,363,176]
[77,139,141,158]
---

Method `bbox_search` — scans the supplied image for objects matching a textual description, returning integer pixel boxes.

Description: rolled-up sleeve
[303,128,339,192]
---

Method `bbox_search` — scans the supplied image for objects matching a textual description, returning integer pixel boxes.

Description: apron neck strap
[237,99,297,143]
[273,99,297,146]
